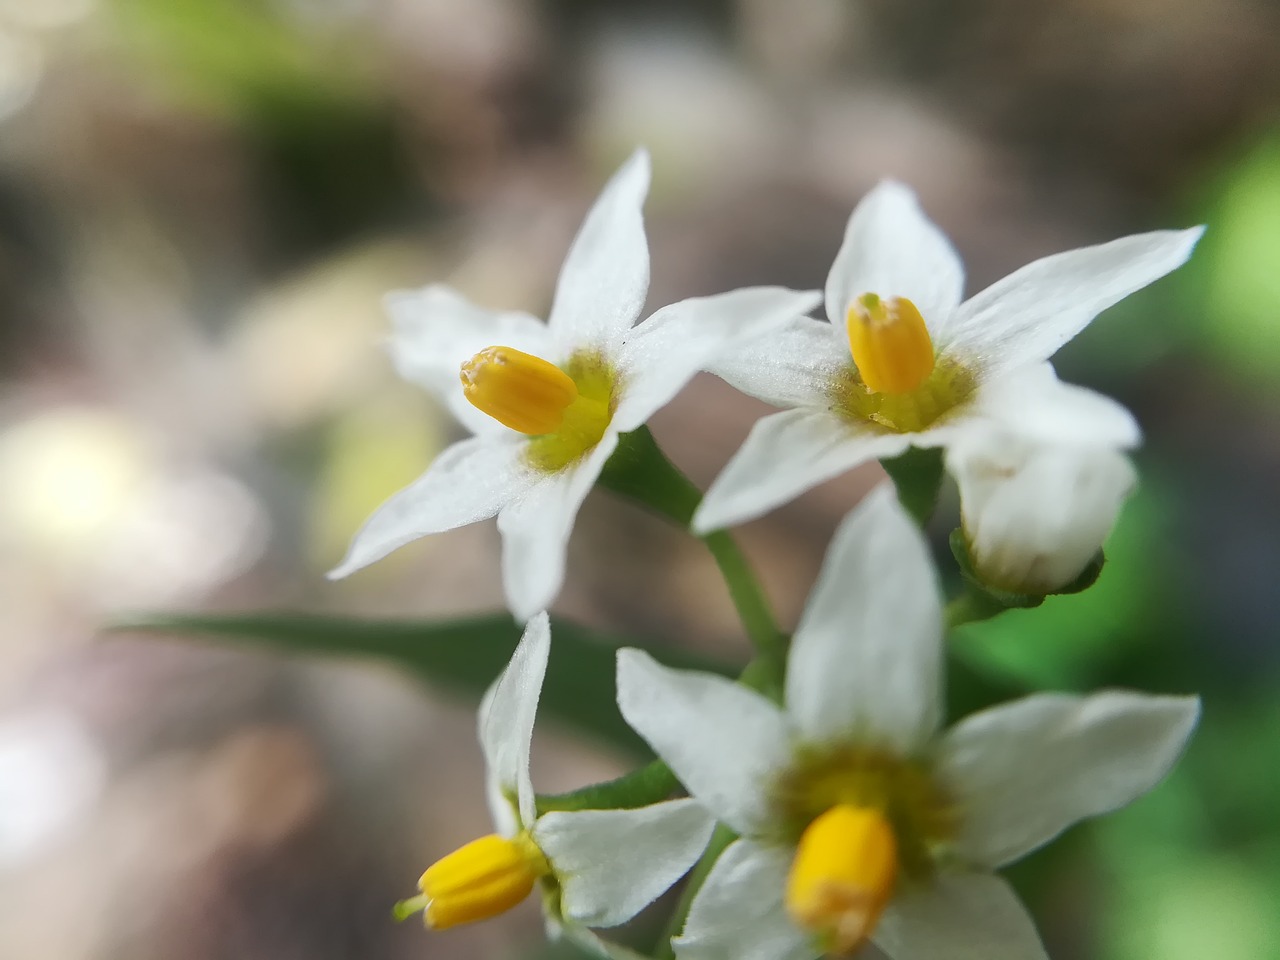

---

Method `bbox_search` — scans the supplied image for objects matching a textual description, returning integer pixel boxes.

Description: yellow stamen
[786,804,898,954]
[846,294,935,395]
[460,346,579,435]
[403,833,550,930]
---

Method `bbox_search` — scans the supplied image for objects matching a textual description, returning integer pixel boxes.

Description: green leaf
[110,612,728,758]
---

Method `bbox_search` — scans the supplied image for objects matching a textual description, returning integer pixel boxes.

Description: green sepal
[537,759,681,815]
[948,530,1110,623]
[880,446,945,527]
[109,612,725,758]
[949,529,1045,611]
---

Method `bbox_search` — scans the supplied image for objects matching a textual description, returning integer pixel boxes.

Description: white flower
[947,428,1138,595]
[398,611,715,948]
[617,487,1199,960]
[692,182,1201,533]
[329,150,820,618]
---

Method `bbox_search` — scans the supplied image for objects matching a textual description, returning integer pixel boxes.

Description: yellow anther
[846,294,935,395]
[460,346,579,435]
[786,805,898,955]
[404,833,549,930]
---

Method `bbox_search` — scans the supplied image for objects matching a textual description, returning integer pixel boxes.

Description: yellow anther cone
[846,294,935,395]
[460,346,579,435]
[786,805,898,954]
[412,833,548,930]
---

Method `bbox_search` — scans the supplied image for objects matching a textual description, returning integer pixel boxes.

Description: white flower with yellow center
[618,487,1199,960]
[691,182,1202,533]
[397,611,715,951]
[329,149,820,618]
[948,427,1138,595]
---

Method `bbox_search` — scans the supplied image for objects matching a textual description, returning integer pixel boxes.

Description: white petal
[938,692,1200,868]
[948,434,1136,595]
[328,435,535,579]
[534,798,715,928]
[824,181,965,335]
[615,649,789,836]
[705,316,849,409]
[547,150,651,352]
[496,431,619,620]
[387,284,554,436]
[556,924,655,960]
[691,408,912,534]
[873,872,1047,960]
[674,840,813,960]
[786,484,943,749]
[942,226,1204,377]
[963,363,1140,448]
[612,287,823,432]
[478,611,552,828]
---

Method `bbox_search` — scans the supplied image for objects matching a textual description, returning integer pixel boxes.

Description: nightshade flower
[329,150,820,618]
[397,612,714,950]
[947,428,1137,595]
[618,487,1199,960]
[692,182,1201,533]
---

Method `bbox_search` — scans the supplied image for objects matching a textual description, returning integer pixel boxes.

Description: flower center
[846,294,935,396]
[395,832,551,930]
[785,805,897,954]
[830,293,976,434]
[459,347,617,473]
[768,744,956,883]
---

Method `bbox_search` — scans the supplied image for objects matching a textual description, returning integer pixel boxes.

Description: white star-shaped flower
[329,150,820,618]
[398,611,714,955]
[692,182,1202,533]
[618,487,1199,960]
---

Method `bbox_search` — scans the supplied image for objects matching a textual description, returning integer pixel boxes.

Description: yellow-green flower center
[459,346,619,473]
[769,744,957,884]
[832,293,976,433]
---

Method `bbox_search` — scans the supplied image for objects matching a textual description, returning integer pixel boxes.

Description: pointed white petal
[824,181,965,335]
[612,287,823,432]
[942,226,1204,377]
[674,840,813,960]
[615,649,789,836]
[963,363,1140,448]
[496,432,619,620]
[873,873,1047,960]
[938,692,1200,868]
[548,150,652,351]
[387,284,554,436]
[691,408,912,533]
[478,612,552,828]
[705,316,849,409]
[328,436,535,579]
[534,799,715,928]
[785,485,943,749]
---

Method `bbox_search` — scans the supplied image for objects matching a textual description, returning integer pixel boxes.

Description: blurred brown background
[2,1,1279,958]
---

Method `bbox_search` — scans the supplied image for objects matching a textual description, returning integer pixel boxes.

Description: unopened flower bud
[948,432,1136,596]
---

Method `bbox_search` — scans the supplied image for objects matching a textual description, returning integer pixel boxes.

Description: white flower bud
[948,431,1137,595]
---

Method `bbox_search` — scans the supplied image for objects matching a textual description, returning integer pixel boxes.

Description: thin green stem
[944,589,1009,630]
[598,427,786,666]
[655,823,738,960]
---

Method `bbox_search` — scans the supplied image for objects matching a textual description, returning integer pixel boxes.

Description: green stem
[945,591,1006,630]
[598,427,786,667]
[655,823,738,960]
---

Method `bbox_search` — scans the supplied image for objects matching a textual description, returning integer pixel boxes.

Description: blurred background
[1,0,1279,958]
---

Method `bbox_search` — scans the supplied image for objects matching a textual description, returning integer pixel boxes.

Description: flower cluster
[335,151,1203,960]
